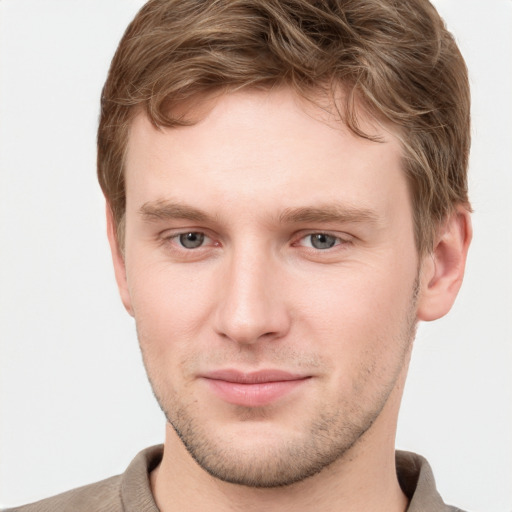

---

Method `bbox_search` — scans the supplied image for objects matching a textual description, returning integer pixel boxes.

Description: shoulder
[396,451,468,512]
[2,445,163,512]
[2,474,123,512]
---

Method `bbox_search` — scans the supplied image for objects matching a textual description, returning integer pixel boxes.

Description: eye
[301,233,341,250]
[177,232,206,249]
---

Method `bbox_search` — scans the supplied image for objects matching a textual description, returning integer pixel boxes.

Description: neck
[152,439,407,512]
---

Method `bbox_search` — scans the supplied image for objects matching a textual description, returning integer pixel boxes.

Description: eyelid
[158,228,353,253]
[294,230,353,248]
[161,229,217,249]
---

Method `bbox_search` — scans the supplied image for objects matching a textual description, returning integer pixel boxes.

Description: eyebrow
[139,200,379,226]
[139,200,211,222]
[278,205,379,225]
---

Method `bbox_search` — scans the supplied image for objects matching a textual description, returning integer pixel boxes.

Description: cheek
[299,265,413,327]
[128,267,213,401]
[126,260,215,357]
[294,265,417,369]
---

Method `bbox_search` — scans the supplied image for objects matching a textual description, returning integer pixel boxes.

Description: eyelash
[162,231,351,253]
[162,231,216,252]
[295,233,345,250]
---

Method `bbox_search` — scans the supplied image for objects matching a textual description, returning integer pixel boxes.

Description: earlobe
[106,204,134,316]
[416,207,472,322]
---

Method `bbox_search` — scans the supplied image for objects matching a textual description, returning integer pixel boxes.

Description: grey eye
[309,233,338,249]
[179,232,205,249]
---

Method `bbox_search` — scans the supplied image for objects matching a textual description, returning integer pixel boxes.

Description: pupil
[180,232,204,249]
[311,233,336,249]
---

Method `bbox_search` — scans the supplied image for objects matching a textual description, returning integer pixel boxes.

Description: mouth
[201,369,311,407]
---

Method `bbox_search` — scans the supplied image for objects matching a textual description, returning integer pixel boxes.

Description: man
[6,0,473,510]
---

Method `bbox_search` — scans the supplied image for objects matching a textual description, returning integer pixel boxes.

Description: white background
[0,1,511,510]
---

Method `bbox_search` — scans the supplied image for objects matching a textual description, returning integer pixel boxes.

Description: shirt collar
[120,446,457,511]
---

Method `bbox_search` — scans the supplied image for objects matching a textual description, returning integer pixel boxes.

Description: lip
[201,369,311,407]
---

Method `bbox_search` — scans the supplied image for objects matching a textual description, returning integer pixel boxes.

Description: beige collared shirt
[3,446,465,511]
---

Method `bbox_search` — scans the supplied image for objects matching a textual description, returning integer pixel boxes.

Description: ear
[106,204,134,316]
[416,206,472,322]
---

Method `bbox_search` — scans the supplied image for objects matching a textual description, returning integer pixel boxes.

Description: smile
[201,370,311,407]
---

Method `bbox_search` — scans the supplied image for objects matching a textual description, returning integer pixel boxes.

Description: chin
[162,399,376,488]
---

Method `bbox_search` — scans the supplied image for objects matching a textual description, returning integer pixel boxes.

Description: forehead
[124,87,407,222]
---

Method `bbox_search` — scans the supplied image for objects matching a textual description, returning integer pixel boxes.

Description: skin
[108,87,471,512]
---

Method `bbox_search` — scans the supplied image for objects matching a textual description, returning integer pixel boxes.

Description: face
[118,88,421,487]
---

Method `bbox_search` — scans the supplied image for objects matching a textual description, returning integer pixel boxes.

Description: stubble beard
[162,397,391,488]
[139,283,419,489]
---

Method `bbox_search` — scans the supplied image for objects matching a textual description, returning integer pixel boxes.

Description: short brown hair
[98,0,470,254]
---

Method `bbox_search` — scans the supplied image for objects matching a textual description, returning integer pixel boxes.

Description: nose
[213,247,291,345]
